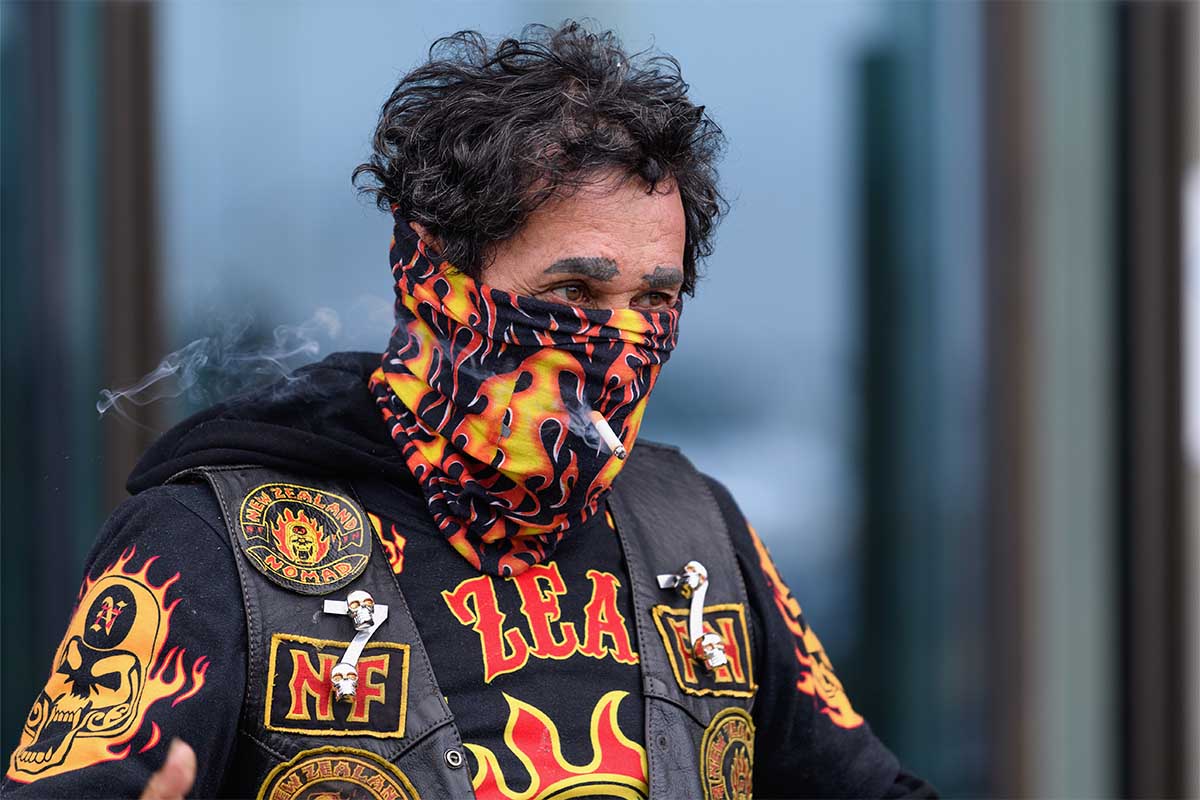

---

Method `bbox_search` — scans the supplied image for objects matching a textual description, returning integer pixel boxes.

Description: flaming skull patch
[7,547,210,783]
[236,481,370,594]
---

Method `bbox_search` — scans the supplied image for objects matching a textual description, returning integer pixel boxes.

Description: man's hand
[139,739,196,800]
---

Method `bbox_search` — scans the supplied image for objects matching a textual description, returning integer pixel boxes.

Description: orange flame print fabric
[370,215,679,576]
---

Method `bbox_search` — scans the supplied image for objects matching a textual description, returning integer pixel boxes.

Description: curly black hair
[351,20,726,294]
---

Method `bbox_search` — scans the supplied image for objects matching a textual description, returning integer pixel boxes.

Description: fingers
[139,738,196,800]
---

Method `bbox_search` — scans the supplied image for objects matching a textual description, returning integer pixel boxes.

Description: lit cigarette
[589,411,627,460]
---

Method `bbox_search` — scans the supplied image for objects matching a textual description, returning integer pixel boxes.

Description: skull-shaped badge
[346,590,375,631]
[330,662,358,702]
[692,631,728,671]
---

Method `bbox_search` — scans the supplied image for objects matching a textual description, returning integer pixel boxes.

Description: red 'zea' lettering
[287,651,337,721]
[579,569,638,664]
[442,576,530,682]
[443,568,639,680]
[512,563,580,659]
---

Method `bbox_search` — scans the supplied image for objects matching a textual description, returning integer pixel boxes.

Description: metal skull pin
[345,590,376,631]
[330,661,358,702]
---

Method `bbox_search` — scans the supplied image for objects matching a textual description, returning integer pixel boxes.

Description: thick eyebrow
[641,266,685,290]
[543,256,619,282]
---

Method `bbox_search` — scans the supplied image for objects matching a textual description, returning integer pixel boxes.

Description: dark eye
[550,284,588,304]
[633,292,673,310]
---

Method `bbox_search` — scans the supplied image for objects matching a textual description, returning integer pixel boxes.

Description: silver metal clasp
[656,560,727,672]
[322,590,389,702]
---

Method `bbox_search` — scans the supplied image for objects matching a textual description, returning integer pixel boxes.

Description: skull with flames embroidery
[12,578,161,776]
[271,508,329,566]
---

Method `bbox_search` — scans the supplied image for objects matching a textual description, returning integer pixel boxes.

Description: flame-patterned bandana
[369,213,680,576]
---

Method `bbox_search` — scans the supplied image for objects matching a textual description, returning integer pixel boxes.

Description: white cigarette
[589,410,627,460]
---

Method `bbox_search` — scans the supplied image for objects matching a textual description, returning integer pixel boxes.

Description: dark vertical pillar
[1115,3,1187,797]
[1,0,162,770]
[981,3,1036,796]
[854,45,904,755]
[100,1,164,510]
[0,2,60,767]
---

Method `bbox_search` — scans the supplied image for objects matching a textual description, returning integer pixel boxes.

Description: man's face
[418,170,687,312]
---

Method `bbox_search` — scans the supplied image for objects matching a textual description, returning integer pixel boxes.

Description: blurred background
[2,1,1197,796]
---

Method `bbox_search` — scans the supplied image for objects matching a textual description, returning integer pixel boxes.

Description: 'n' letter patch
[264,633,409,738]
[237,481,370,594]
[651,603,756,697]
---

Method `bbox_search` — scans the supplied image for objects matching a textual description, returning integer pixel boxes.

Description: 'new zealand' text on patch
[237,482,371,594]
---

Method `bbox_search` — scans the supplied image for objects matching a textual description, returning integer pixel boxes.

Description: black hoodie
[3,352,934,799]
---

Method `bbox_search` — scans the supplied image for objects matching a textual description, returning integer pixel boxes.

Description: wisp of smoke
[96,307,341,418]
[563,396,609,455]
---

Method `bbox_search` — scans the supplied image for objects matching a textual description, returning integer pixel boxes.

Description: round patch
[700,707,755,800]
[257,747,420,800]
[237,482,371,595]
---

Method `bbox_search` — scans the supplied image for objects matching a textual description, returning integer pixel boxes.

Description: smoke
[96,307,341,418]
[563,396,609,455]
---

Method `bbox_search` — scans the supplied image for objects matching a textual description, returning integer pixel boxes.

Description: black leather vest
[174,441,755,799]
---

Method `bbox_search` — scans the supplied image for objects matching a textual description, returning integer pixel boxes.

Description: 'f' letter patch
[265,633,409,738]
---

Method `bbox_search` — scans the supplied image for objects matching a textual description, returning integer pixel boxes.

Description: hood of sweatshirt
[126,351,417,494]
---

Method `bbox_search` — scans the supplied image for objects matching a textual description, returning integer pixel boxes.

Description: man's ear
[408,222,444,256]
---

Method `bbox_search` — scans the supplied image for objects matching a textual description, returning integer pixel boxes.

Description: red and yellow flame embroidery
[466,691,647,800]
[370,216,679,577]
[747,525,863,729]
[270,507,330,566]
[368,512,408,575]
[7,547,210,783]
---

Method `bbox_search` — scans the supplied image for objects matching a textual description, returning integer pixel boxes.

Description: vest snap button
[444,748,465,769]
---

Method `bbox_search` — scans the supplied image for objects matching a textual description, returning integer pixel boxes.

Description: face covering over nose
[369,214,680,576]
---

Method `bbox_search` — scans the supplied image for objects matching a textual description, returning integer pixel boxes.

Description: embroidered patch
[264,633,409,738]
[237,482,370,594]
[369,512,408,575]
[257,747,420,800]
[651,603,756,698]
[700,707,754,800]
[7,547,210,783]
[465,691,647,799]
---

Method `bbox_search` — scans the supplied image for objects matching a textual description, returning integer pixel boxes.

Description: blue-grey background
[4,1,1197,797]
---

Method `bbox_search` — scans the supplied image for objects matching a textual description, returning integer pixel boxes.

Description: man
[4,21,936,799]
